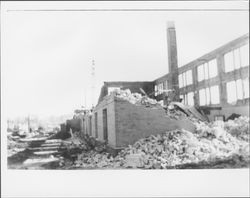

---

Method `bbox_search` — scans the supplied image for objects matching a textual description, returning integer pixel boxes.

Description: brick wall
[115,98,196,148]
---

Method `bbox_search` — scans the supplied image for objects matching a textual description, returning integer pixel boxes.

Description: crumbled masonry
[59,116,249,169]
[113,89,160,107]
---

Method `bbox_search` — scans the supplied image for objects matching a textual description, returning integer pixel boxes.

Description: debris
[226,113,241,121]
[113,89,161,107]
[124,153,144,168]
[224,116,249,141]
[114,128,249,169]
[62,119,249,169]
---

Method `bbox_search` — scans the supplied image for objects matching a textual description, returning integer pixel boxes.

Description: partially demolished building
[78,21,249,149]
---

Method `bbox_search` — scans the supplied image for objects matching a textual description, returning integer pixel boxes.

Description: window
[154,85,158,96]
[227,78,249,103]
[179,74,183,88]
[186,70,193,85]
[187,92,194,106]
[179,70,193,88]
[241,43,249,67]
[181,92,194,106]
[163,80,168,90]
[183,73,187,86]
[157,83,164,94]
[204,63,209,80]
[197,65,204,82]
[210,85,220,104]
[205,87,210,105]
[199,85,220,105]
[227,81,237,103]
[95,112,98,138]
[234,48,241,70]
[199,89,206,106]
[224,43,249,72]
[208,59,218,78]
[184,94,187,105]
[243,78,249,99]
[108,87,120,95]
[89,116,92,136]
[103,109,108,141]
[197,59,218,81]
[236,79,243,100]
[163,81,166,89]
[225,51,235,72]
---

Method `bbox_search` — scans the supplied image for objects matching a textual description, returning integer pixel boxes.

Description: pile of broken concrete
[113,89,160,107]
[64,116,249,169]
[224,116,249,142]
[118,126,249,169]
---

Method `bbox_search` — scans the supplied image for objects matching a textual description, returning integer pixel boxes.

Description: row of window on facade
[180,77,249,106]
[178,59,218,88]
[180,85,220,106]
[177,43,249,88]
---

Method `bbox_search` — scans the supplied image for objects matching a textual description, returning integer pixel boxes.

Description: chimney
[167,21,179,101]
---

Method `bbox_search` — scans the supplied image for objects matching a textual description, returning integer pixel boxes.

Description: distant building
[155,32,249,121]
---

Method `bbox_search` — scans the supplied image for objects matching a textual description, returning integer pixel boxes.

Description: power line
[91,59,96,108]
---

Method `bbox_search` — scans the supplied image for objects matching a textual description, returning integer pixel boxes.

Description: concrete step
[23,157,60,167]
[41,143,62,147]
[45,139,62,143]
[33,150,62,156]
[19,137,47,142]
[28,146,61,151]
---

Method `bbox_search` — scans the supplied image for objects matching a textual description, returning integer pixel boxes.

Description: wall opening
[89,116,92,136]
[103,108,108,142]
[95,112,98,138]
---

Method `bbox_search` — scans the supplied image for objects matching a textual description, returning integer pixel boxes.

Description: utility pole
[91,59,96,109]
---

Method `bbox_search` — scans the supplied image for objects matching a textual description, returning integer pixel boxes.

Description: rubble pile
[164,106,199,123]
[73,151,115,169]
[7,135,28,157]
[65,124,249,169]
[113,89,160,107]
[62,131,106,152]
[224,116,249,141]
[7,139,28,157]
[59,132,109,168]
[113,89,205,123]
[115,128,249,169]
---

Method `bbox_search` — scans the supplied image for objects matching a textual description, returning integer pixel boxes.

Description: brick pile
[113,89,160,107]
[224,116,249,141]
[65,117,249,169]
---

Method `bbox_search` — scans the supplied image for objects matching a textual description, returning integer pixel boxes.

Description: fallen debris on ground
[58,116,249,169]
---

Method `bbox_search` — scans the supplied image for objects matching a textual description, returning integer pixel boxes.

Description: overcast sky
[1,1,249,118]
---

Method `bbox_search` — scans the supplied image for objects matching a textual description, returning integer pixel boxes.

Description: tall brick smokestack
[167,21,179,101]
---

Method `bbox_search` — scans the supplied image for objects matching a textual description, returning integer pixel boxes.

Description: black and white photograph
[1,1,249,197]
